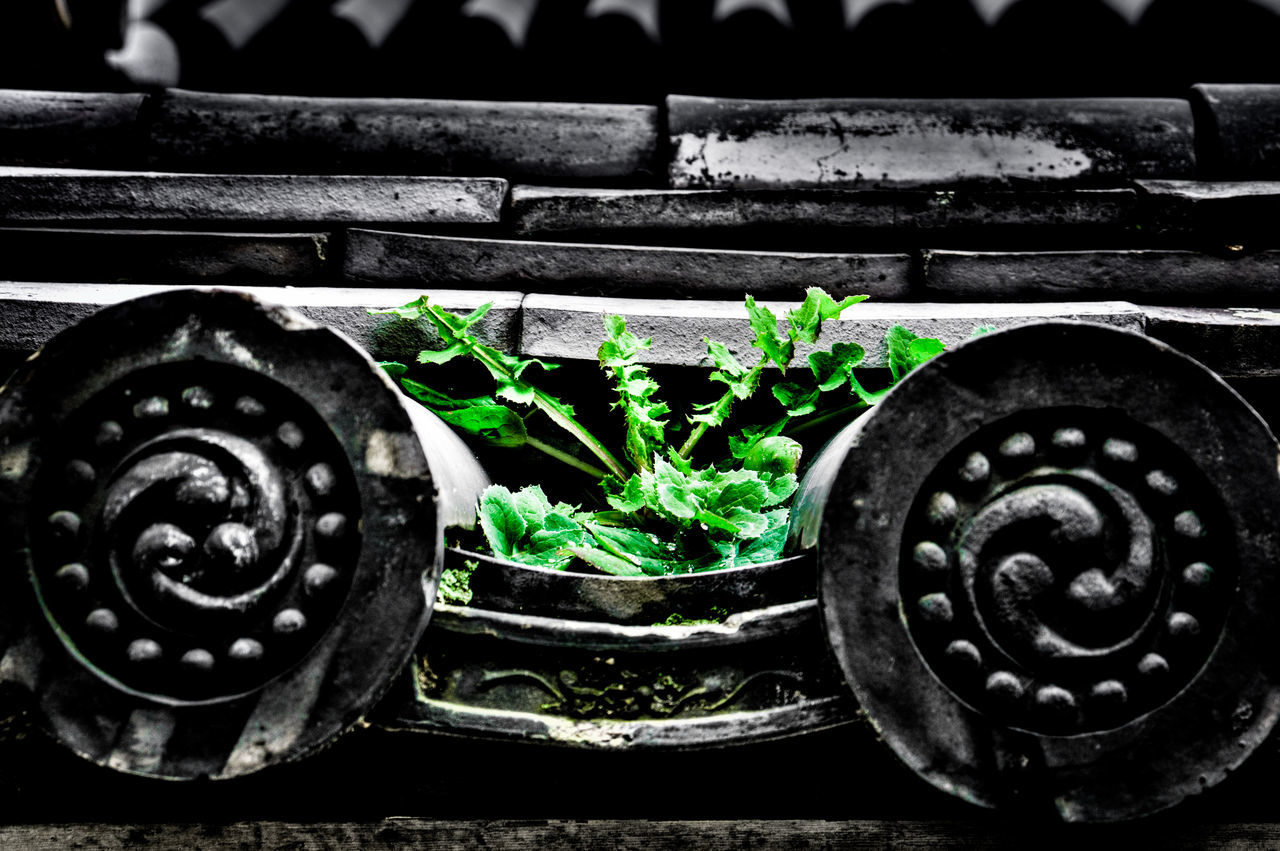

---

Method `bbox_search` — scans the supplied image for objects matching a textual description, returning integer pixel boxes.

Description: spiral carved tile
[808,322,1280,821]
[0,290,441,779]
[30,363,360,702]
[901,408,1232,735]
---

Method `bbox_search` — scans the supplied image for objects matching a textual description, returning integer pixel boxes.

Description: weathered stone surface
[9,819,1280,849]
[0,289,445,780]
[807,321,1280,820]
[1136,180,1280,239]
[343,229,911,298]
[0,284,521,362]
[0,168,507,224]
[520,295,1145,367]
[509,185,1141,240]
[924,249,1280,301]
[667,96,1196,189]
[147,89,660,182]
[1190,84,1280,179]
[0,228,330,283]
[1143,305,1280,378]
[0,89,145,168]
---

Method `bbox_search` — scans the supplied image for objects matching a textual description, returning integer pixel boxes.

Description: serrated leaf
[728,416,789,460]
[706,339,748,377]
[886,325,945,383]
[787,288,867,345]
[738,509,790,564]
[808,341,865,391]
[478,486,526,558]
[745,296,792,370]
[604,473,647,514]
[369,295,431,321]
[742,436,803,478]
[598,314,669,471]
[771,382,819,416]
[665,447,694,476]
[494,377,536,405]
[417,341,470,365]
[513,485,553,529]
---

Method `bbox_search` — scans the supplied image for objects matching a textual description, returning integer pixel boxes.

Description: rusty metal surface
[808,322,1280,821]
[0,289,439,779]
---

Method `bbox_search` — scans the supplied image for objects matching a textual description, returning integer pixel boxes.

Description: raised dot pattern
[900,409,1232,735]
[29,363,362,702]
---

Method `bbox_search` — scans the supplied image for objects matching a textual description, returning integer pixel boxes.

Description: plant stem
[678,357,766,460]
[524,435,610,479]
[783,401,870,436]
[528,389,630,481]
[425,304,631,481]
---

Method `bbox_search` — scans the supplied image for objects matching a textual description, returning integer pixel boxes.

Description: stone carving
[902,408,1230,734]
[30,360,361,702]
[472,663,807,721]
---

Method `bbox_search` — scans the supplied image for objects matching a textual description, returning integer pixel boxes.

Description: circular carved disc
[816,322,1280,821]
[0,290,438,779]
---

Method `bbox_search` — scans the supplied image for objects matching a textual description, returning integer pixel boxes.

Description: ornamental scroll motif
[900,407,1233,735]
[30,362,362,703]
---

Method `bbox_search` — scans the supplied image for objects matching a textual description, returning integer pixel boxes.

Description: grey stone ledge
[510,185,1141,237]
[0,283,521,364]
[668,95,1195,190]
[1190,84,1280,180]
[0,89,146,169]
[1137,180,1280,202]
[520,295,1146,368]
[0,167,508,225]
[923,249,1280,301]
[343,229,910,299]
[1143,305,1280,378]
[0,228,331,284]
[147,89,660,182]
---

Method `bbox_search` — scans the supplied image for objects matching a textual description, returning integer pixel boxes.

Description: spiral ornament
[809,322,1280,821]
[0,290,444,779]
[31,363,361,702]
[901,409,1231,735]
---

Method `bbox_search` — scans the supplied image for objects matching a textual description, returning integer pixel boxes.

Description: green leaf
[771,382,820,416]
[437,406,528,447]
[369,295,431,321]
[397,378,528,447]
[738,509,791,564]
[808,341,865,391]
[787,288,867,345]
[706,339,747,377]
[604,473,647,514]
[742,436,803,479]
[598,314,669,472]
[728,416,789,460]
[745,297,793,370]
[886,325,945,383]
[418,341,470,366]
[378,361,409,379]
[563,545,650,577]
[848,374,891,407]
[478,486,526,558]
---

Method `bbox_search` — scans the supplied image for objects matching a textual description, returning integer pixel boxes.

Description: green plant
[372,289,943,577]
